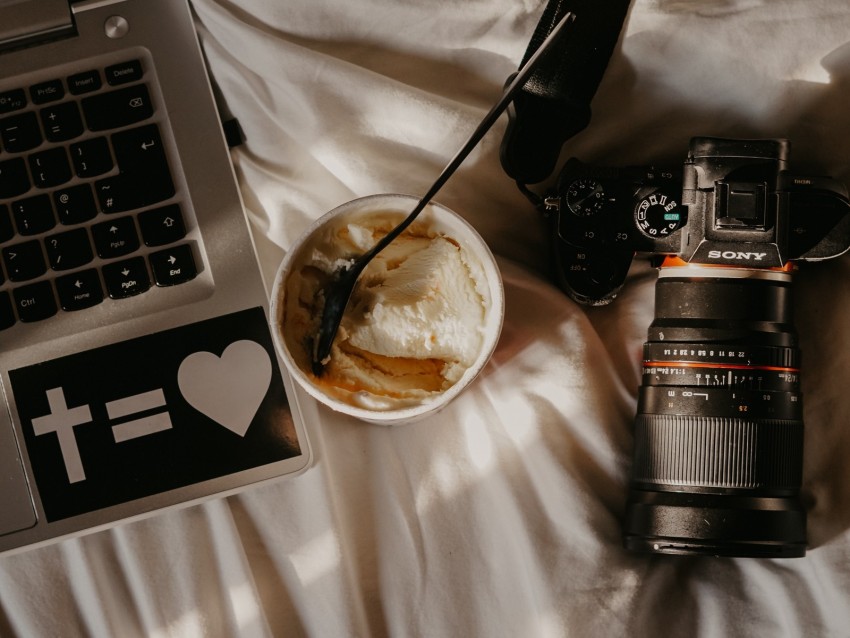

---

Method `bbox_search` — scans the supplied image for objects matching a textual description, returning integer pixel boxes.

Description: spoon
[311,11,576,375]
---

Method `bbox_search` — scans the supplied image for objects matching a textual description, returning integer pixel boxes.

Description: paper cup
[270,194,504,425]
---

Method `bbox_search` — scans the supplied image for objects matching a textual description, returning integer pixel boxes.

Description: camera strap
[499,0,632,187]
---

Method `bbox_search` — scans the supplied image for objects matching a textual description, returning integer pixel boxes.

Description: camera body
[544,137,850,557]
[547,137,850,305]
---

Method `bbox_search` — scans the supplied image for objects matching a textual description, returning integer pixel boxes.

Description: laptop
[0,0,313,554]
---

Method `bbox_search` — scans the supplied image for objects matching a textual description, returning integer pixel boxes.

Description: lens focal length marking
[638,386,803,420]
[644,342,799,368]
[643,361,799,391]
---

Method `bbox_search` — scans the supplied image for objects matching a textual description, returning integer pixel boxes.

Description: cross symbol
[31,388,93,483]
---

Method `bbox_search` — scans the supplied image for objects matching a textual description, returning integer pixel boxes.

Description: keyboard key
[149,243,197,286]
[0,89,27,115]
[112,123,169,174]
[11,193,55,235]
[81,84,153,131]
[2,239,46,281]
[53,184,97,225]
[0,112,42,153]
[139,204,186,246]
[92,216,139,258]
[67,70,102,95]
[105,60,143,86]
[13,280,57,322]
[29,147,72,188]
[55,269,103,311]
[102,256,149,298]
[0,157,30,198]
[44,227,94,271]
[0,204,14,243]
[96,124,174,213]
[0,291,15,330]
[40,102,84,143]
[95,171,174,214]
[30,79,64,105]
[70,136,113,177]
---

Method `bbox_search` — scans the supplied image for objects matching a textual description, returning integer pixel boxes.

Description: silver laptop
[0,0,312,554]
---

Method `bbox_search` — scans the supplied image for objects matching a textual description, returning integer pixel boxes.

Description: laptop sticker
[9,307,301,522]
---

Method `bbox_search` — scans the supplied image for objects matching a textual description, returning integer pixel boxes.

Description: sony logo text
[707,250,768,261]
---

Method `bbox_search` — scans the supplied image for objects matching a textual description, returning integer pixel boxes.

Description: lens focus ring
[633,414,803,491]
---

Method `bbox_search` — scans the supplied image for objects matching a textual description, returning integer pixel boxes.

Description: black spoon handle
[358,10,577,265]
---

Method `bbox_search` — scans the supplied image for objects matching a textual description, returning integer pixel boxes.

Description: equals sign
[107,388,172,442]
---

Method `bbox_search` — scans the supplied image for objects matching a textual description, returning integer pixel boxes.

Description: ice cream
[280,207,491,411]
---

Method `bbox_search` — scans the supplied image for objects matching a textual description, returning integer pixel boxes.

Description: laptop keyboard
[0,58,197,330]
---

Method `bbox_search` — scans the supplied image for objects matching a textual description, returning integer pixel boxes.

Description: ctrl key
[13,280,58,322]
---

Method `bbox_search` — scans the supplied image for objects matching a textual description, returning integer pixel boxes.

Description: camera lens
[623,263,807,558]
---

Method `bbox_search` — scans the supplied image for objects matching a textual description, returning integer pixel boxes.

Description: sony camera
[544,137,850,557]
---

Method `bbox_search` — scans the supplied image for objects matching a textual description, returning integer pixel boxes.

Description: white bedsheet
[3,0,850,635]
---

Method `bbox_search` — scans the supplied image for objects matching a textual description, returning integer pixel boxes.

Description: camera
[544,137,850,557]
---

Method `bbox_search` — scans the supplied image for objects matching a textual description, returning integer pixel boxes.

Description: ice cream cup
[270,193,504,425]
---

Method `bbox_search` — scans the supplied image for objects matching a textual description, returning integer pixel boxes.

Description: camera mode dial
[635,190,683,238]
[565,178,606,216]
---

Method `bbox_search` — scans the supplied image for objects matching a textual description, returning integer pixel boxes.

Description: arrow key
[149,243,197,287]
[55,268,103,311]
[91,215,139,258]
[102,256,150,299]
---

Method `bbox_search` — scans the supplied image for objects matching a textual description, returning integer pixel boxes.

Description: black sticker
[10,307,301,522]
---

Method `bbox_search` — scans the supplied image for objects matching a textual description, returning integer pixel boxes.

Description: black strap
[499,0,632,186]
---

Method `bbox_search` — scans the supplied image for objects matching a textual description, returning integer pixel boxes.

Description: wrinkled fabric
[2,0,850,636]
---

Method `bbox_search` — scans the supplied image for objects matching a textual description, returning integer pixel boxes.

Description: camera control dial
[634,191,683,238]
[565,178,606,216]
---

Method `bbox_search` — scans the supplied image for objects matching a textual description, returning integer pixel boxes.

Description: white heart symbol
[177,340,272,436]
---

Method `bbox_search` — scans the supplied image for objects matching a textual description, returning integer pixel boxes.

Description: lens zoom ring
[633,415,803,490]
